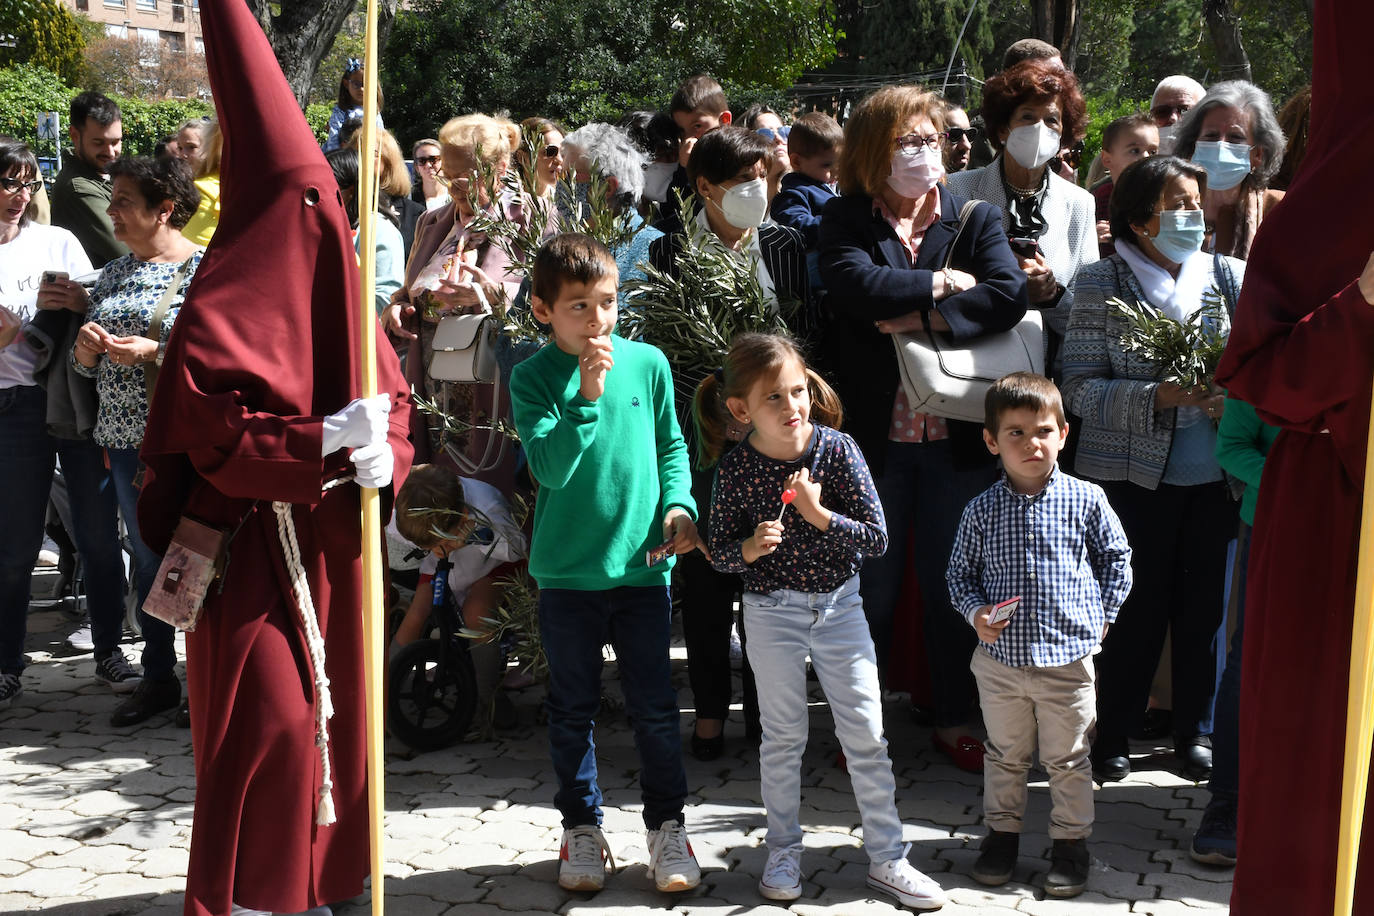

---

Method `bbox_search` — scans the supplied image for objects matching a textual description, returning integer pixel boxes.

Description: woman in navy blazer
[818,85,1027,772]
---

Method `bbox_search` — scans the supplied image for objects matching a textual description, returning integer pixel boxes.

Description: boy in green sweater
[511,233,705,895]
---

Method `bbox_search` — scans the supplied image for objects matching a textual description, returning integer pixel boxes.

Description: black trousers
[1094,478,1237,758]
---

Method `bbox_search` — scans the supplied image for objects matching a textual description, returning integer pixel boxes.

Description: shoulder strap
[1213,250,1239,318]
[146,256,193,347]
[942,199,982,270]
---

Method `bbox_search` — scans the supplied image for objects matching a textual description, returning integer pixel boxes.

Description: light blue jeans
[743,575,904,862]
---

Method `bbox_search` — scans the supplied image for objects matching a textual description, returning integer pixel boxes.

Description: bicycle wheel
[387,637,477,751]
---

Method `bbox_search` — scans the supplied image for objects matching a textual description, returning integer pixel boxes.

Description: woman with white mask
[647,126,812,762]
[947,58,1097,366]
[817,85,1027,776]
[1061,155,1245,787]
[1172,80,1286,260]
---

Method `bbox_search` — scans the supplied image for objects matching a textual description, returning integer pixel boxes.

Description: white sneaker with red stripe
[558,825,614,891]
[646,819,700,892]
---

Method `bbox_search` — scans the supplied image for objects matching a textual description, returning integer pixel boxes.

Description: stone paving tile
[0,604,1232,913]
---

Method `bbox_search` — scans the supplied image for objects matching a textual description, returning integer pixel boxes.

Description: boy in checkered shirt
[946,372,1132,899]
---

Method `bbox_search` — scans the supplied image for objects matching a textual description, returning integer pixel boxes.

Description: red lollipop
[776,487,797,522]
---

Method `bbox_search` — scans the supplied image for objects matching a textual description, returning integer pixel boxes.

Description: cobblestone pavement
[1,601,1233,915]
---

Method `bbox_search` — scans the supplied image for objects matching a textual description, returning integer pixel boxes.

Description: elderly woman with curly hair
[383,114,526,478]
[1172,80,1286,261]
[947,58,1096,364]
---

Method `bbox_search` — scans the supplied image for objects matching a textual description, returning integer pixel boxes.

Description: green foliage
[384,0,838,149]
[306,102,332,145]
[103,95,212,155]
[846,0,996,87]
[0,0,92,85]
[1111,293,1227,390]
[0,64,76,145]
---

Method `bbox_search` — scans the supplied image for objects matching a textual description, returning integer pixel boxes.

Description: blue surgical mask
[1148,208,1205,263]
[1191,140,1252,191]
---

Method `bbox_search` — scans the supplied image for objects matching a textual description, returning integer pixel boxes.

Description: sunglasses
[415,156,441,167]
[756,126,791,143]
[539,145,561,159]
[946,127,981,143]
[0,177,42,194]
[1151,103,1191,121]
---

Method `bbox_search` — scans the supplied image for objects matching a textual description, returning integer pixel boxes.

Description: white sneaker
[67,622,94,652]
[558,825,614,891]
[646,819,701,892]
[867,850,948,910]
[759,843,803,901]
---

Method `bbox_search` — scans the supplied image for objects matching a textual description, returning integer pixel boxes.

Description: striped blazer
[946,156,1098,339]
[1060,252,1246,490]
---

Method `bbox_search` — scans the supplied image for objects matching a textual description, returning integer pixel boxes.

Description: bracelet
[942,267,957,296]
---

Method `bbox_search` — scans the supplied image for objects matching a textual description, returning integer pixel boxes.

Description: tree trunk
[1029,0,1081,71]
[1203,0,1252,83]
[246,0,396,108]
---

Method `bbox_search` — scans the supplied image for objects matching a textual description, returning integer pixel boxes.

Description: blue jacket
[770,172,836,247]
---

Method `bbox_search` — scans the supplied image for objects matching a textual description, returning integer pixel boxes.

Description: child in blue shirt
[698,333,948,911]
[768,113,841,291]
[946,372,1132,898]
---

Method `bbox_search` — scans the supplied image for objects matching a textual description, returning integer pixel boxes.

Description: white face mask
[1156,124,1178,155]
[1005,122,1062,171]
[886,145,944,199]
[715,177,768,230]
[642,162,676,203]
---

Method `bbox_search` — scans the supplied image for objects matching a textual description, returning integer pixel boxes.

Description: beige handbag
[892,201,1045,424]
[429,312,499,384]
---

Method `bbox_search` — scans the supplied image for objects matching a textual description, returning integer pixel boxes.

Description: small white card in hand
[988,596,1021,625]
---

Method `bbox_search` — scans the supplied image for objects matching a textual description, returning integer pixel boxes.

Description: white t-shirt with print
[0,223,94,389]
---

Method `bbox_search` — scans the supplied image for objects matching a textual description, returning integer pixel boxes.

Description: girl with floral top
[693,333,948,911]
[70,156,203,727]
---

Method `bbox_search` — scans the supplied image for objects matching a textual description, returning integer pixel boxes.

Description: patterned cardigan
[1060,252,1246,490]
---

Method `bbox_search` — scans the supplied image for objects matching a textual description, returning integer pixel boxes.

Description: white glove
[350,441,394,489]
[322,394,391,457]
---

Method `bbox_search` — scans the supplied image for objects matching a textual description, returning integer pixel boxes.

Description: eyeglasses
[945,127,981,143]
[1151,103,1191,121]
[347,78,364,89]
[756,126,791,143]
[894,132,946,151]
[0,177,42,194]
[539,145,561,159]
[415,155,441,167]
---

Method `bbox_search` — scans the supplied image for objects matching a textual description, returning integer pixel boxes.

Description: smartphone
[988,596,1021,625]
[645,537,676,567]
[1008,237,1040,259]
[41,270,69,285]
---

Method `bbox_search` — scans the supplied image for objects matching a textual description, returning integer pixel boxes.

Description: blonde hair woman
[182,119,222,246]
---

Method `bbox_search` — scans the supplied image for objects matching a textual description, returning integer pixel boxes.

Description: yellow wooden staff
[1337,388,1374,913]
[356,0,386,910]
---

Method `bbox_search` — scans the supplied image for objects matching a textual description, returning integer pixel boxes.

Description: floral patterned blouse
[71,251,203,449]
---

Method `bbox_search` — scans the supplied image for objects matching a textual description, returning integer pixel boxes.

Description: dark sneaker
[1189,797,1238,866]
[94,649,142,693]
[972,830,1020,886]
[0,672,22,709]
[111,677,181,727]
[1044,838,1090,898]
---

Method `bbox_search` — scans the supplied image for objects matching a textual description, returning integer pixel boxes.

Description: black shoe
[689,723,724,761]
[175,698,191,729]
[1045,839,1089,897]
[1092,754,1130,783]
[971,830,1019,886]
[111,677,181,727]
[1176,737,1213,782]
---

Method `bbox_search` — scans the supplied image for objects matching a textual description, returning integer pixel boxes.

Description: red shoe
[933,733,985,773]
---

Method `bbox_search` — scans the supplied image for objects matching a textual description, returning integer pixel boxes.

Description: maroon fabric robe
[137,1,412,913]
[1213,3,1374,910]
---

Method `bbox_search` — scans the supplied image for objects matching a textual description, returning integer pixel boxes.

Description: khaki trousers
[971,649,1096,839]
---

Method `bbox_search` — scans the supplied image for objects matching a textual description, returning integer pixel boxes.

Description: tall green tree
[246,0,395,107]
[0,0,94,85]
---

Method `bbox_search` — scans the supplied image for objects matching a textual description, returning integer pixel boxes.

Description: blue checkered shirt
[946,466,1132,668]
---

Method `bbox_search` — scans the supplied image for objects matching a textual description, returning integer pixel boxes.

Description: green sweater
[510,335,695,590]
[1214,396,1280,527]
[50,153,128,269]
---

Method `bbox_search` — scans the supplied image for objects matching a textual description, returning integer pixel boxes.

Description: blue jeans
[539,586,687,830]
[861,438,996,727]
[0,385,125,674]
[107,447,176,682]
[743,576,904,862]
[1209,522,1249,802]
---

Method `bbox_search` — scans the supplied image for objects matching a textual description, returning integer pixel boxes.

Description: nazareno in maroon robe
[137,1,413,913]
[1213,2,1374,911]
